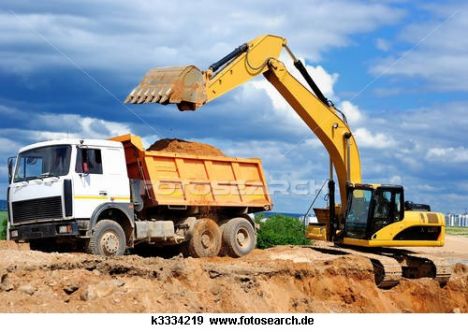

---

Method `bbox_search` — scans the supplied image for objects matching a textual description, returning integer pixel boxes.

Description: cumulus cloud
[354,127,396,149]
[0,104,133,147]
[339,100,364,125]
[0,0,403,75]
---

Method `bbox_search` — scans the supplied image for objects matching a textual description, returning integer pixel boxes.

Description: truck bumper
[9,221,80,242]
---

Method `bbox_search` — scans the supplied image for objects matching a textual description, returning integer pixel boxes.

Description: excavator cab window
[369,186,404,235]
[344,188,373,239]
[344,186,404,239]
[370,188,403,235]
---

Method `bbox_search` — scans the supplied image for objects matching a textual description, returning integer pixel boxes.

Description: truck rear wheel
[221,217,256,258]
[188,218,221,258]
[87,219,126,257]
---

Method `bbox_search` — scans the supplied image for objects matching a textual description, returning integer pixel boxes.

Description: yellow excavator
[125,34,450,288]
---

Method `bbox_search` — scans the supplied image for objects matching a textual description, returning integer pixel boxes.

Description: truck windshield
[14,145,71,182]
[344,188,373,239]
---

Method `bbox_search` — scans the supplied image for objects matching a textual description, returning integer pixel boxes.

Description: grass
[446,227,468,237]
[0,211,7,240]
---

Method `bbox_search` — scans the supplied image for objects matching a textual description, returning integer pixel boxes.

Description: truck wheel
[87,219,126,257]
[188,218,221,258]
[222,217,256,258]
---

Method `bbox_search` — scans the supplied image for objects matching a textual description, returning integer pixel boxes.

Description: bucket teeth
[146,89,158,103]
[124,88,137,103]
[159,88,172,104]
[153,91,162,103]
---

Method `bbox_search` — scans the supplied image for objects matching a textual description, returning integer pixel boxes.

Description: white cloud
[0,1,404,75]
[426,146,468,163]
[354,127,396,149]
[305,65,338,99]
[0,105,133,148]
[339,100,364,125]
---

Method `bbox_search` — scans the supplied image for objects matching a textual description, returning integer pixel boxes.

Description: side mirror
[7,157,16,183]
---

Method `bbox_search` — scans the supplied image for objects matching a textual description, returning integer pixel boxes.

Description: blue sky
[1,0,467,214]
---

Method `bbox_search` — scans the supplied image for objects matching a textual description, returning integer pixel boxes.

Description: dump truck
[7,134,271,257]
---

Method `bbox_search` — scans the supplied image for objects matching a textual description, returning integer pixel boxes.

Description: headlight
[58,225,72,234]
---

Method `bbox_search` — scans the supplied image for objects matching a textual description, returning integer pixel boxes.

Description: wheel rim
[236,227,251,248]
[100,231,120,256]
[201,230,214,249]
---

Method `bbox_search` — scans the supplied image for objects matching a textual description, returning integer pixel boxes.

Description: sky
[1,0,467,214]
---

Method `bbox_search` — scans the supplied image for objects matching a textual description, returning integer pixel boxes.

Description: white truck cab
[8,139,133,255]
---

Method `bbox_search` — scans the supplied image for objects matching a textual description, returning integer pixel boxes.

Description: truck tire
[87,219,126,257]
[188,218,221,258]
[222,217,256,258]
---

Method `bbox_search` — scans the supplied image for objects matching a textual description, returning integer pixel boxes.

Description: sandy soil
[148,138,225,156]
[0,239,466,313]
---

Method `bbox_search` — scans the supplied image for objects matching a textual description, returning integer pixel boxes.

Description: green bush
[0,213,7,240]
[256,214,310,249]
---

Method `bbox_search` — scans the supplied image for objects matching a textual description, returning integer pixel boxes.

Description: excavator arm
[125,34,362,214]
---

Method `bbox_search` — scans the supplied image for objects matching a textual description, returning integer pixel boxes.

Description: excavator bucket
[124,65,207,111]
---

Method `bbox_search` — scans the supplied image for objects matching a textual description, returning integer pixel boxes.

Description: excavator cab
[343,185,404,240]
[341,184,445,247]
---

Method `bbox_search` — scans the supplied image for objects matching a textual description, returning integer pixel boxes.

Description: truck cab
[8,139,132,254]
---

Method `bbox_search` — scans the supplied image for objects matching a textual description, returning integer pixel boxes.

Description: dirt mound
[148,138,225,156]
[0,241,466,313]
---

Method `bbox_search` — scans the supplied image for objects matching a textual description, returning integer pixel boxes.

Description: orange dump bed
[111,134,272,210]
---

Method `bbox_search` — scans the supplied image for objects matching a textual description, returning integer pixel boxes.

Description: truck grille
[12,196,63,224]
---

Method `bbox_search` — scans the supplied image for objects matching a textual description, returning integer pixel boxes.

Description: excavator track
[393,252,452,287]
[306,244,452,289]
[306,245,402,288]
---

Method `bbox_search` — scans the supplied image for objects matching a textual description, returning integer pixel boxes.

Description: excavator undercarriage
[307,243,451,288]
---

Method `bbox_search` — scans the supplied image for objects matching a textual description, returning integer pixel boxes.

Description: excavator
[124,34,451,288]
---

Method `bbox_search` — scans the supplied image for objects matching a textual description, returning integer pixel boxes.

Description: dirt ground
[0,237,467,313]
[407,235,468,263]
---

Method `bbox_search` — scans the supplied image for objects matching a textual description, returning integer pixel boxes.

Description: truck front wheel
[188,218,221,258]
[87,219,126,257]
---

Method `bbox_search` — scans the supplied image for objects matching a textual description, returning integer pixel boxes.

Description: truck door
[73,147,107,218]
[100,147,130,203]
[73,146,131,219]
